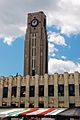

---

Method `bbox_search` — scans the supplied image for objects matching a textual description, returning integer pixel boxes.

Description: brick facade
[0,72,80,108]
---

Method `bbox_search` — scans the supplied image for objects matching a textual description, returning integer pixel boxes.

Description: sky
[0,0,80,76]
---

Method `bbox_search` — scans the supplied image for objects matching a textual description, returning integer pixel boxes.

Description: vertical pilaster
[44,74,48,108]
[0,77,4,106]
[8,76,12,106]
[17,75,21,107]
[74,72,80,107]
[54,73,58,107]
[25,75,29,107]
[64,72,69,107]
[34,74,39,107]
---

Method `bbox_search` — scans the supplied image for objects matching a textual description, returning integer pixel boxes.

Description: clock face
[31,19,38,27]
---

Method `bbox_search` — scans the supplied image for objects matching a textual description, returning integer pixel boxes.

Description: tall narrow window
[32,70,35,76]
[39,85,44,97]
[69,84,75,96]
[32,48,36,57]
[29,86,35,97]
[3,87,8,98]
[32,59,35,70]
[20,86,26,97]
[32,39,36,47]
[44,18,46,28]
[58,85,64,96]
[31,33,36,38]
[48,85,54,96]
[12,86,17,97]
[79,84,80,96]
[31,32,36,76]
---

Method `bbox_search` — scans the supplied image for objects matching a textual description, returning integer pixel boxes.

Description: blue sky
[0,0,80,76]
[0,36,24,76]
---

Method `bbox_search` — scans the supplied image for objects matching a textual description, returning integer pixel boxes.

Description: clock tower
[24,11,48,76]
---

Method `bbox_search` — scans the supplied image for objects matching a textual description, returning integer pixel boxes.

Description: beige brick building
[0,72,80,108]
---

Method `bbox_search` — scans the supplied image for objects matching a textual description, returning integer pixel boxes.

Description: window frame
[29,86,35,97]
[39,85,44,97]
[69,84,75,96]
[11,86,17,97]
[58,84,64,96]
[48,85,54,96]
[20,86,26,97]
[3,87,8,98]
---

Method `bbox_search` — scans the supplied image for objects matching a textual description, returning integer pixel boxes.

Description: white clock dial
[31,19,38,27]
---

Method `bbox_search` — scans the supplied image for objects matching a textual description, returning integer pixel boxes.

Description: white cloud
[48,32,67,46]
[48,42,58,57]
[51,53,56,57]
[48,43,58,53]
[48,58,80,74]
[47,0,80,35]
[61,56,66,60]
[3,37,14,45]
[0,0,80,45]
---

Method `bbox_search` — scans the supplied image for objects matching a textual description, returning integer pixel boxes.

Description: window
[11,86,17,97]
[32,48,36,57]
[32,39,36,47]
[59,101,64,108]
[3,87,8,98]
[11,103,16,108]
[2,102,7,106]
[69,103,75,108]
[39,85,44,97]
[38,102,44,108]
[69,84,75,96]
[29,102,34,108]
[31,33,36,38]
[48,85,54,96]
[44,18,46,28]
[20,86,26,97]
[29,86,35,97]
[32,59,35,69]
[79,84,80,96]
[32,69,35,76]
[58,85,64,96]
[20,103,25,108]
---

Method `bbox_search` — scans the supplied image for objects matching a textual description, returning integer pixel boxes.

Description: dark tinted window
[58,85,64,96]
[11,104,16,108]
[79,84,80,96]
[69,84,75,96]
[20,104,25,108]
[29,86,35,97]
[48,85,54,96]
[32,69,35,76]
[39,102,44,108]
[20,86,26,97]
[3,87,8,98]
[44,18,46,28]
[12,86,17,97]
[29,103,34,108]
[39,85,44,97]
[69,103,75,108]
